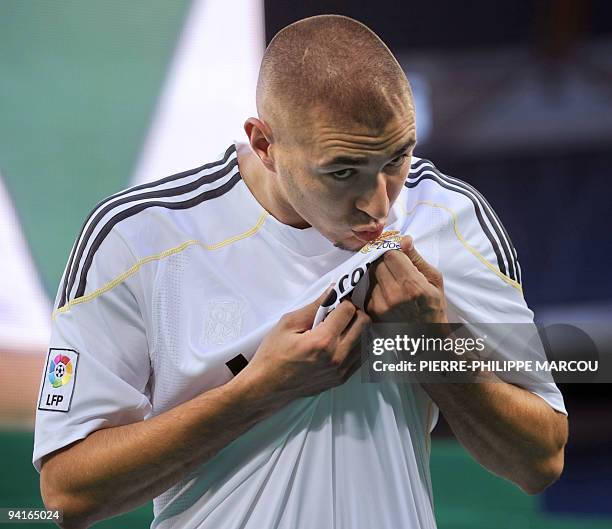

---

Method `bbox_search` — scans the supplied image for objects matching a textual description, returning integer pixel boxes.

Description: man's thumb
[285,285,335,330]
[400,236,443,287]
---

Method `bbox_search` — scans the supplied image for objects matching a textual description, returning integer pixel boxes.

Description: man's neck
[235,141,310,229]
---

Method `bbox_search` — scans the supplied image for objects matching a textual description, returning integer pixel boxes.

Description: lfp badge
[38,348,79,412]
[48,353,73,388]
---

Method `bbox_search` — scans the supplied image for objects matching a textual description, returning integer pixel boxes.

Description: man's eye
[387,154,409,167]
[330,168,356,180]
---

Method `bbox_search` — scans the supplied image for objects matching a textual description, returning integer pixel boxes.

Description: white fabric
[312,233,400,327]
[33,144,566,529]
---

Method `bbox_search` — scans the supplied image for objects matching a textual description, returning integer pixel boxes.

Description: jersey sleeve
[403,159,566,417]
[32,226,152,473]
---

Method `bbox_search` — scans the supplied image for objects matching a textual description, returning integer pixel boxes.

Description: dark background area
[265,0,612,50]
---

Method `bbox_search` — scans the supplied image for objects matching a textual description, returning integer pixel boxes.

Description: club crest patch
[38,348,79,412]
[359,230,402,253]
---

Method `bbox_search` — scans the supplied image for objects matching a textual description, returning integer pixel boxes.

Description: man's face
[272,106,416,252]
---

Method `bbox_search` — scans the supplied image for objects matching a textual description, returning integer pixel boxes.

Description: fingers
[369,260,396,305]
[382,251,427,296]
[314,303,369,361]
[400,234,414,254]
[318,299,357,336]
[370,252,428,311]
[335,309,370,377]
[366,282,388,317]
[282,285,334,331]
[339,307,371,343]
[399,236,443,288]
[383,247,421,281]
[365,239,445,323]
[383,247,443,294]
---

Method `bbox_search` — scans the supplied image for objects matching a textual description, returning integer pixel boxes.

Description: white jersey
[33,142,566,529]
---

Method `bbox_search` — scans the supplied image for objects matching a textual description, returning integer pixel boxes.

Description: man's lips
[352,225,384,242]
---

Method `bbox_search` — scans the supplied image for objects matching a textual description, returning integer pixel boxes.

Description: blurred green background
[0,0,189,293]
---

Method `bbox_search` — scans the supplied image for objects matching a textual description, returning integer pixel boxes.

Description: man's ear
[244,117,276,173]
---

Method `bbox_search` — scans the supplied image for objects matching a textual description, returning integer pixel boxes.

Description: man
[33,14,568,529]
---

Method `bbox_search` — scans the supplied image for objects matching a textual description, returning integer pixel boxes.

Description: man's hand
[39,290,370,529]
[244,288,371,401]
[365,235,448,324]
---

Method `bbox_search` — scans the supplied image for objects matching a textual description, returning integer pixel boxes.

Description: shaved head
[257,14,414,144]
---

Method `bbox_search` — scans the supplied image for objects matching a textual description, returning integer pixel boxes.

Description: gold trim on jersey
[399,200,523,294]
[54,196,522,319]
[52,211,269,318]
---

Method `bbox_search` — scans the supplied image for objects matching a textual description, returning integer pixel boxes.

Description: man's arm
[365,236,568,494]
[41,370,282,529]
[421,375,568,494]
[41,293,370,529]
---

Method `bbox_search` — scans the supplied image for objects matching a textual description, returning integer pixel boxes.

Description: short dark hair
[257,14,413,143]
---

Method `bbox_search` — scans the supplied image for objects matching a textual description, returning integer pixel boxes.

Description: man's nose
[354,173,389,222]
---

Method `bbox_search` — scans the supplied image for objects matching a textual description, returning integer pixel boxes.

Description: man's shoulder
[401,155,523,292]
[57,144,240,310]
[114,143,240,236]
[403,155,503,226]
[86,143,240,249]
[405,156,478,210]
